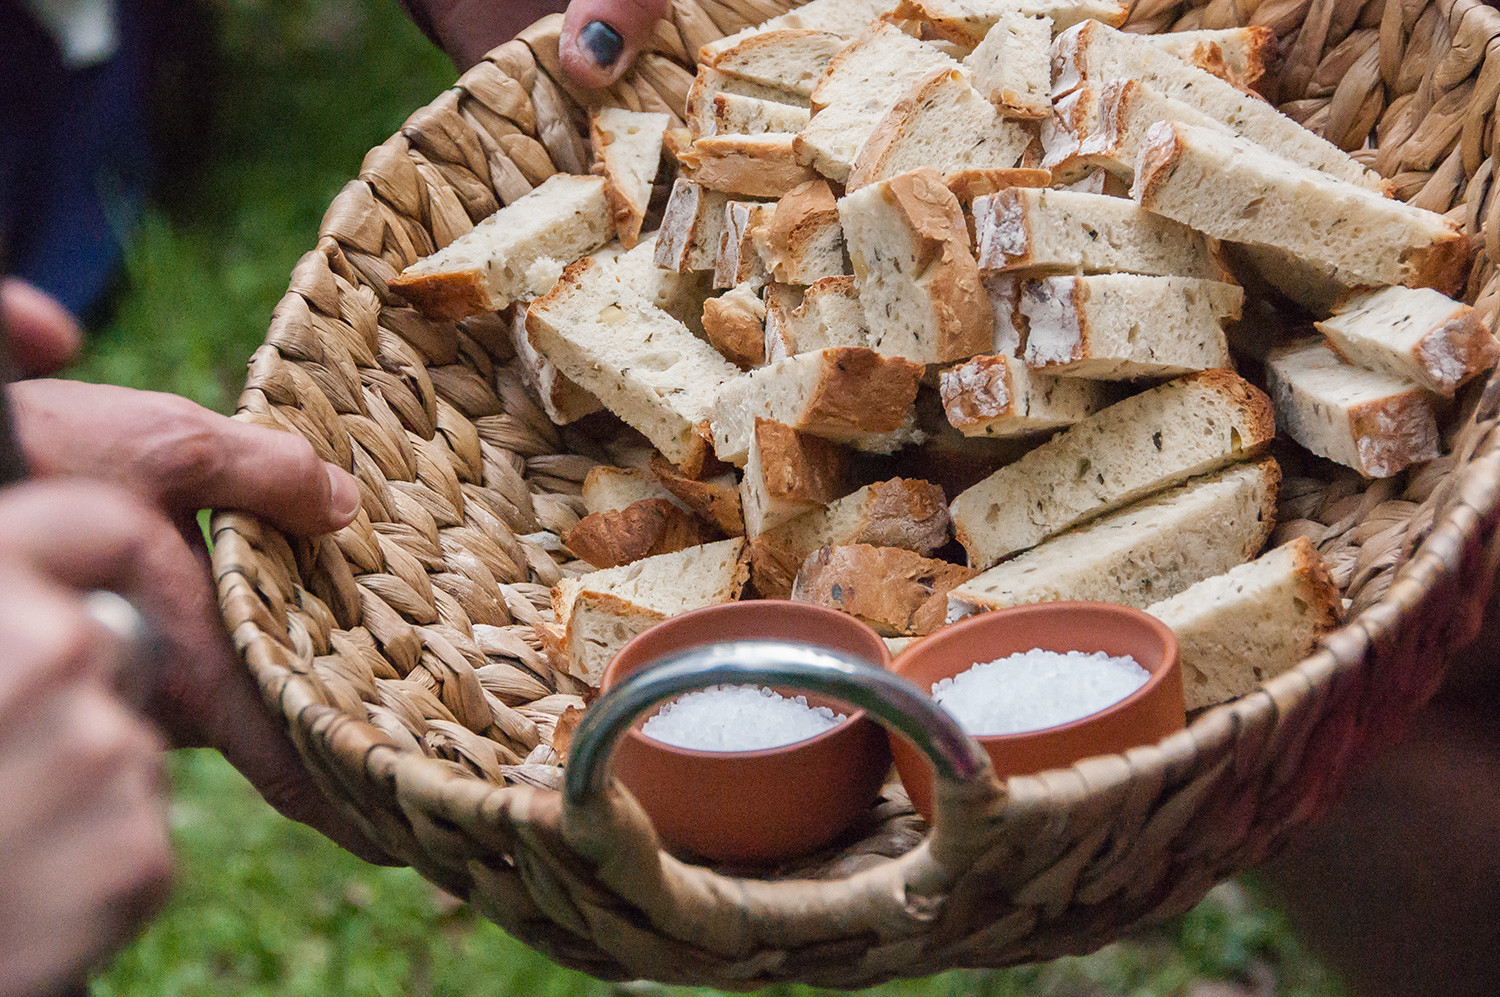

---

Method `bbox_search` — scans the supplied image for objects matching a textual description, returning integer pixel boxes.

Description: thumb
[1,279,82,377]
[559,0,672,88]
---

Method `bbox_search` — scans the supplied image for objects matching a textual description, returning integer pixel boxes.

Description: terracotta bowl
[599,601,893,864]
[891,602,1185,820]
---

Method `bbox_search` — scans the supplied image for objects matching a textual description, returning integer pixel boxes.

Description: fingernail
[326,465,361,525]
[578,20,624,69]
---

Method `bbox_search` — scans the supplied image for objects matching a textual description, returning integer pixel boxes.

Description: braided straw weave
[212,0,1500,985]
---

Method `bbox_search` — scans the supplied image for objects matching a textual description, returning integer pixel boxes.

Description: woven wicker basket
[211,0,1500,985]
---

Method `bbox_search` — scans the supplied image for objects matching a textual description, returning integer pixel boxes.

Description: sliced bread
[680,133,821,198]
[949,458,1280,618]
[650,457,745,536]
[685,66,809,140]
[961,9,1053,118]
[655,178,731,272]
[1053,20,1389,193]
[702,282,768,370]
[951,369,1276,568]
[699,0,901,62]
[759,179,847,285]
[714,201,772,288]
[749,477,950,597]
[845,68,1034,190]
[939,353,1109,437]
[614,234,714,334]
[891,0,1127,46]
[1133,121,1470,297]
[508,304,603,425]
[1265,339,1442,479]
[1147,536,1340,711]
[564,498,719,569]
[1145,26,1277,91]
[589,108,669,249]
[526,256,742,470]
[792,544,976,636]
[707,29,846,97]
[1315,286,1499,398]
[1019,273,1242,380]
[1045,79,1230,183]
[764,275,870,360]
[551,538,748,685]
[709,92,812,137]
[388,174,612,320]
[709,346,924,464]
[839,167,993,364]
[740,419,852,536]
[973,187,1225,281]
[582,465,683,515]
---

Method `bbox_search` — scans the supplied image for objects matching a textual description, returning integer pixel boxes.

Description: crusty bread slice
[709,346,923,464]
[551,538,748,685]
[527,256,741,469]
[944,167,1052,207]
[614,234,714,334]
[1145,26,1277,91]
[1265,339,1442,479]
[961,9,1052,117]
[702,282,767,370]
[656,178,732,272]
[891,0,1127,46]
[714,201,772,289]
[1019,274,1242,380]
[764,275,870,361]
[388,174,612,320]
[949,458,1280,618]
[846,68,1033,190]
[952,369,1276,569]
[564,498,719,569]
[509,304,603,425]
[651,458,745,536]
[1315,286,1499,398]
[1054,20,1388,194]
[708,29,846,97]
[709,92,812,137]
[792,544,976,636]
[749,477,950,597]
[1045,79,1229,184]
[741,419,852,536]
[582,465,683,515]
[1133,121,1470,297]
[699,0,901,62]
[939,353,1108,437]
[685,66,809,140]
[589,108,669,250]
[680,133,821,198]
[795,22,961,183]
[1147,536,1340,711]
[759,179,847,285]
[973,187,1225,280]
[839,168,992,364]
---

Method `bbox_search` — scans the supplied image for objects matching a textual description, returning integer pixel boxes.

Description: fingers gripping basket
[213,0,1500,985]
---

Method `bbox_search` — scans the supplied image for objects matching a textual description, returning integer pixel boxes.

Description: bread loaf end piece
[792,544,976,636]
[702,283,769,370]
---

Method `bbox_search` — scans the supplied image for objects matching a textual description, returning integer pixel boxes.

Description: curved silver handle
[563,640,988,806]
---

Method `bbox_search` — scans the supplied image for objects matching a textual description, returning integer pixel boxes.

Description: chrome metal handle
[563,640,988,806]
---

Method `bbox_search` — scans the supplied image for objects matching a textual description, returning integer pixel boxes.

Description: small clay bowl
[891,602,1185,820]
[600,601,893,864]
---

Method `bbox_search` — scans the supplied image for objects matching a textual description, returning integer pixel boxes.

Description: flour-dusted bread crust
[589,108,670,249]
[939,353,1108,437]
[792,544,976,636]
[551,538,749,685]
[949,458,1281,618]
[760,179,847,285]
[714,201,773,288]
[1147,536,1340,711]
[1315,286,1499,398]
[1054,20,1389,193]
[1045,79,1229,184]
[839,167,993,364]
[707,29,846,97]
[846,68,1033,190]
[702,282,768,370]
[764,276,870,360]
[741,419,852,536]
[710,92,812,137]
[1265,339,1443,479]
[891,0,1127,46]
[1144,26,1277,91]
[1133,121,1470,297]
[749,477,950,597]
[656,178,732,272]
[509,304,603,424]
[1019,273,1242,380]
[527,256,741,469]
[565,498,720,569]
[795,22,961,183]
[679,133,821,197]
[973,186,1225,280]
[962,9,1053,117]
[389,174,613,320]
[710,347,924,464]
[951,369,1276,569]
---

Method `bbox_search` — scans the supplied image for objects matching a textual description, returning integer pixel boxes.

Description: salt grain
[641,684,847,751]
[933,649,1149,736]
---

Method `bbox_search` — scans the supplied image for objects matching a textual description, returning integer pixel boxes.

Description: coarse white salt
[933,648,1149,736]
[641,684,848,751]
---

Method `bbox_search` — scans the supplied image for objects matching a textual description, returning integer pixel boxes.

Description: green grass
[76,1,1346,993]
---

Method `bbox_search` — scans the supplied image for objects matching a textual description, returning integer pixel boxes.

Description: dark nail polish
[579,20,624,69]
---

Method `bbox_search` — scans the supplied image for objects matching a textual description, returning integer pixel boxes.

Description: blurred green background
[77,1,1346,993]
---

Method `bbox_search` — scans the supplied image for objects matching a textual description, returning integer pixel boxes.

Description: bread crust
[387,269,493,322]
[792,543,975,635]
[763,179,844,283]
[800,347,924,436]
[707,29,844,96]
[753,419,850,504]
[681,135,821,197]
[944,168,1050,206]
[565,499,719,569]
[702,291,767,369]
[651,457,746,535]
